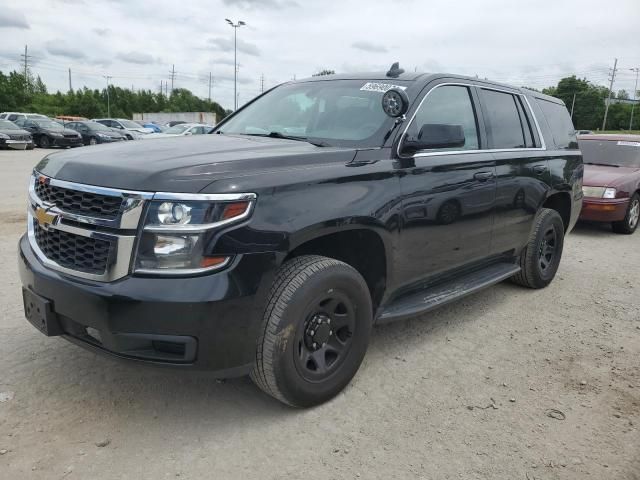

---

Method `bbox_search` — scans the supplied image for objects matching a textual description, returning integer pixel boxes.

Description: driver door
[396,83,497,286]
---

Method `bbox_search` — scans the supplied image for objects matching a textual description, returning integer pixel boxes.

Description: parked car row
[0,111,216,150]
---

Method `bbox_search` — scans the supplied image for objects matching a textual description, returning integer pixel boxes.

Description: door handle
[533,165,548,175]
[474,171,495,182]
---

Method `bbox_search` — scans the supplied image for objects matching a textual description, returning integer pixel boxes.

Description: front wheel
[251,255,372,407]
[612,193,639,235]
[88,136,98,145]
[511,208,565,289]
[38,135,50,148]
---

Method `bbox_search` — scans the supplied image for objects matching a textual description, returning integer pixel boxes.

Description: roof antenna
[386,62,405,78]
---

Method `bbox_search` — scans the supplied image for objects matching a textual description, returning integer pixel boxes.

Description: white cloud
[1,0,638,110]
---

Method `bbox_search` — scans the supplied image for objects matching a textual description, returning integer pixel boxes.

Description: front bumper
[579,197,629,223]
[1,139,29,150]
[52,136,83,147]
[19,234,278,376]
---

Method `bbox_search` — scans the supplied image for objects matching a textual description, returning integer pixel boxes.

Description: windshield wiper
[244,131,331,147]
[584,162,619,167]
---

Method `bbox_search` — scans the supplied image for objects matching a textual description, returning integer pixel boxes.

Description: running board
[377,262,521,324]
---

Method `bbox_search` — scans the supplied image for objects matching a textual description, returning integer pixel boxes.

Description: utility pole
[208,72,213,102]
[629,68,639,130]
[20,45,32,94]
[103,75,112,117]
[570,92,576,119]
[260,73,264,93]
[68,68,73,92]
[160,80,163,95]
[225,19,246,110]
[602,58,618,131]
[169,64,176,94]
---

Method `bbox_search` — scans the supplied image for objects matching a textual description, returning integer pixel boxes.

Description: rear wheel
[511,208,565,289]
[251,255,372,407]
[612,193,639,235]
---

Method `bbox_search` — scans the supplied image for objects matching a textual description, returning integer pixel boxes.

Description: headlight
[582,186,617,199]
[134,193,256,274]
[0,133,9,140]
[50,132,63,137]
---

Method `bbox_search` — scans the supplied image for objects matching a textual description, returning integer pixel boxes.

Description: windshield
[34,119,64,130]
[120,119,141,129]
[165,124,192,134]
[87,122,112,131]
[0,120,19,130]
[217,79,412,147]
[579,139,640,168]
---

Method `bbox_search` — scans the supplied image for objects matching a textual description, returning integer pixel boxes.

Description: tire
[612,193,639,235]
[88,136,98,145]
[437,200,461,225]
[38,135,50,149]
[511,208,565,289]
[26,143,34,150]
[251,255,372,407]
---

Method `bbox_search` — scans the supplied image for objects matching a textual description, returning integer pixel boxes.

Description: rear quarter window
[536,99,578,150]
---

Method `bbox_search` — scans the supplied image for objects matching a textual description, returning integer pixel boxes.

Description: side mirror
[382,88,409,117]
[184,131,193,136]
[403,124,465,152]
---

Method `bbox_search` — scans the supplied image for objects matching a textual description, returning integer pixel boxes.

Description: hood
[583,164,640,188]
[35,134,356,192]
[128,127,154,134]
[0,127,31,137]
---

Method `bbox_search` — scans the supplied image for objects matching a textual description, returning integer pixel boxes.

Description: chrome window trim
[396,82,551,159]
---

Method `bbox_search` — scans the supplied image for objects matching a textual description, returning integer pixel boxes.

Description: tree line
[0,68,637,130]
[0,70,228,121]
[540,75,638,131]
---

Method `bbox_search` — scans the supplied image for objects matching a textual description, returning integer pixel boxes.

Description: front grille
[9,134,29,141]
[33,220,113,275]
[64,133,78,138]
[35,181,123,219]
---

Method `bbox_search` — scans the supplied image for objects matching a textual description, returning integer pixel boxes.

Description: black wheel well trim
[284,223,391,311]
[542,191,572,231]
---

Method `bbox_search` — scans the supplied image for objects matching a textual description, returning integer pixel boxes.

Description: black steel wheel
[251,255,372,407]
[612,193,639,234]
[511,208,564,289]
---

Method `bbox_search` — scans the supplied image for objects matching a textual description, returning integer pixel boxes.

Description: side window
[406,85,479,151]
[536,98,578,149]
[480,89,528,149]
[514,97,536,148]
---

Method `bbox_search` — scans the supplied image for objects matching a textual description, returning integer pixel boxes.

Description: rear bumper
[18,234,278,376]
[579,198,629,222]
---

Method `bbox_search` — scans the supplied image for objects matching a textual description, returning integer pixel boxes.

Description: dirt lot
[0,148,638,480]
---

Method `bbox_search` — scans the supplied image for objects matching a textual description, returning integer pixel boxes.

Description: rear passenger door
[396,83,497,286]
[477,87,551,257]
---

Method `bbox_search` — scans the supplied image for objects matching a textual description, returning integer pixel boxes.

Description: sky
[0,0,639,110]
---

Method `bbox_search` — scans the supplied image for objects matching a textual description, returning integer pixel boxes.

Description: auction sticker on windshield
[360,82,407,93]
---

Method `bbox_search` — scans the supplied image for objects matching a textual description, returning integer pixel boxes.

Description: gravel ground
[1,148,638,480]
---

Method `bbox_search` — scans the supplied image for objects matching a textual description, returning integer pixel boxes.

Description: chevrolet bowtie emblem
[34,207,58,228]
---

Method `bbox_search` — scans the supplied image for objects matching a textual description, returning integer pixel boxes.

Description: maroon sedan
[579,134,640,234]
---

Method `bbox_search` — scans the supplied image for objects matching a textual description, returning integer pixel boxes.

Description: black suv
[19,67,583,407]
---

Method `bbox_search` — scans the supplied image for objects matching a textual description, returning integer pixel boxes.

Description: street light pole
[630,68,639,131]
[103,75,112,117]
[225,18,245,111]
